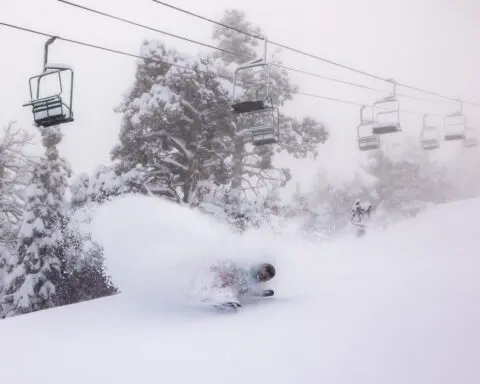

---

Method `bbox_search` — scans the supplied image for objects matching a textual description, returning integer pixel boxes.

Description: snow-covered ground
[1,195,479,384]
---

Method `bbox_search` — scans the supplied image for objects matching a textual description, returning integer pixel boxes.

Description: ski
[214,301,242,312]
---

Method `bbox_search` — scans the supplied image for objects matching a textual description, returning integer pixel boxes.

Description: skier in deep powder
[351,199,372,237]
[209,261,276,310]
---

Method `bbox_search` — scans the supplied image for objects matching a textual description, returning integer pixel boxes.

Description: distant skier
[209,261,276,310]
[351,199,372,237]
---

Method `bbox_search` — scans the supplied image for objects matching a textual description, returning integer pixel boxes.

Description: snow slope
[1,195,479,384]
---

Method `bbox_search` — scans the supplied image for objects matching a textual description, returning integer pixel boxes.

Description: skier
[209,261,276,310]
[351,199,372,238]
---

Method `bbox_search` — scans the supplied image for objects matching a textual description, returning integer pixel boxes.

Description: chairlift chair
[23,37,74,128]
[358,133,380,151]
[237,105,279,146]
[420,114,440,150]
[231,64,273,114]
[231,34,272,112]
[372,79,401,134]
[444,111,466,141]
[231,35,279,145]
[463,128,478,148]
[250,108,280,146]
[357,105,380,151]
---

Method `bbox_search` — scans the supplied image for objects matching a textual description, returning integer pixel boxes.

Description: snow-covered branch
[0,122,35,248]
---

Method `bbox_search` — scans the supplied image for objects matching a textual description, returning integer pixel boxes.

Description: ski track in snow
[1,195,479,384]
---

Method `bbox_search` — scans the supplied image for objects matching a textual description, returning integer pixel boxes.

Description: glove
[253,289,274,297]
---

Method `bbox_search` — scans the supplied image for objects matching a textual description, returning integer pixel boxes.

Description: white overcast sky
[1,0,480,197]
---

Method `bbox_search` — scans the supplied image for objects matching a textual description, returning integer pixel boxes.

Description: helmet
[255,263,276,282]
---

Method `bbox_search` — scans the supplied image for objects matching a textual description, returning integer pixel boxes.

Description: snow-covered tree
[0,122,34,312]
[280,116,329,160]
[70,165,144,206]
[212,9,263,67]
[111,10,329,231]
[365,140,451,219]
[63,171,118,304]
[112,40,234,205]
[60,165,154,304]
[0,245,9,304]
[70,172,89,209]
[1,126,71,317]
[0,122,34,249]
[199,184,285,233]
[87,165,123,203]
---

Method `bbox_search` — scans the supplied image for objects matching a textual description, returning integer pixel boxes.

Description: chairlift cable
[57,0,460,108]
[56,0,383,93]
[150,0,480,107]
[56,0,251,60]
[0,21,233,78]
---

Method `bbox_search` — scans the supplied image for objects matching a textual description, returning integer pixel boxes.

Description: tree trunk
[231,135,244,191]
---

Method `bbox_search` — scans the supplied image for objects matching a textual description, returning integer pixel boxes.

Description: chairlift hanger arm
[360,105,374,123]
[235,34,268,70]
[374,79,398,104]
[43,36,59,69]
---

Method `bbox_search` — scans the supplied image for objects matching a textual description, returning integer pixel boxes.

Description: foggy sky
[1,0,479,196]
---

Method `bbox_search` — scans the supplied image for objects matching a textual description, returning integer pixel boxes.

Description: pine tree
[0,123,34,315]
[0,245,9,299]
[70,171,89,209]
[0,122,33,249]
[365,138,451,220]
[280,116,329,160]
[112,40,234,204]
[112,12,330,229]
[87,165,123,203]
[1,126,71,317]
[63,171,118,304]
[212,9,263,67]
